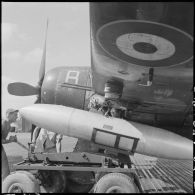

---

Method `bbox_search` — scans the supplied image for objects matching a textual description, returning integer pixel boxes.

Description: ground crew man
[31,127,63,153]
[2,108,18,181]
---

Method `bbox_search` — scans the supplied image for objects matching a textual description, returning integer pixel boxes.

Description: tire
[16,170,40,192]
[94,173,139,193]
[2,171,40,193]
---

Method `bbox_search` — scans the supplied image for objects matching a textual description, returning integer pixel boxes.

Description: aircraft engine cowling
[41,67,91,110]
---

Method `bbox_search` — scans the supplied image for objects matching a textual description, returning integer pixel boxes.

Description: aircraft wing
[89,2,193,139]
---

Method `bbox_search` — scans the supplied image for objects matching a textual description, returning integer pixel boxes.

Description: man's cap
[6,108,18,116]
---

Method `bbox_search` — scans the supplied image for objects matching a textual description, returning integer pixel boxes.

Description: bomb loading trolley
[2,130,142,193]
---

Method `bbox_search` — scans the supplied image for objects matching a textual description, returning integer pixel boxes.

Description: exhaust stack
[20,104,192,160]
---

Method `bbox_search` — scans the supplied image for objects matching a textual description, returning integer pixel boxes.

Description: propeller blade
[8,82,39,96]
[34,95,41,104]
[38,19,49,86]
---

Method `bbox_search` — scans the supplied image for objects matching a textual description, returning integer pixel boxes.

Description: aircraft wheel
[94,172,139,193]
[2,171,40,193]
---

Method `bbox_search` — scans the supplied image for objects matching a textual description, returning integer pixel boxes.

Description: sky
[2,2,90,116]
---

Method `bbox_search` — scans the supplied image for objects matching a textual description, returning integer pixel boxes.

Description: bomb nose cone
[20,104,73,132]
[20,104,45,119]
[20,104,45,125]
[20,104,35,116]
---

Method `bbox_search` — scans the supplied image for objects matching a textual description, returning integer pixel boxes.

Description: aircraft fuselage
[40,66,192,140]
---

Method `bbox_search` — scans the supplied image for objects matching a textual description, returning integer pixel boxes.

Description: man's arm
[2,119,13,144]
[31,127,41,143]
[2,136,17,144]
[56,134,63,143]
[2,139,12,144]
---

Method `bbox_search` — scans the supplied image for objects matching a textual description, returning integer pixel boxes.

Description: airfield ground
[3,132,193,193]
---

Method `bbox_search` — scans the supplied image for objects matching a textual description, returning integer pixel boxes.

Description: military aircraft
[8,2,193,160]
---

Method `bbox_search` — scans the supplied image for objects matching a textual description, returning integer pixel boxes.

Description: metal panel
[95,131,116,147]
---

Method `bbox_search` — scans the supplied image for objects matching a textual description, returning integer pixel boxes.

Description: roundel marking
[96,20,193,68]
[133,42,157,54]
[116,33,175,61]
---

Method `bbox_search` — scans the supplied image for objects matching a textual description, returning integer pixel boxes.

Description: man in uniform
[2,108,18,181]
[31,127,63,153]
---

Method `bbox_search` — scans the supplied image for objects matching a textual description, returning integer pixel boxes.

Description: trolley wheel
[2,171,40,193]
[94,172,139,193]
[17,170,39,186]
